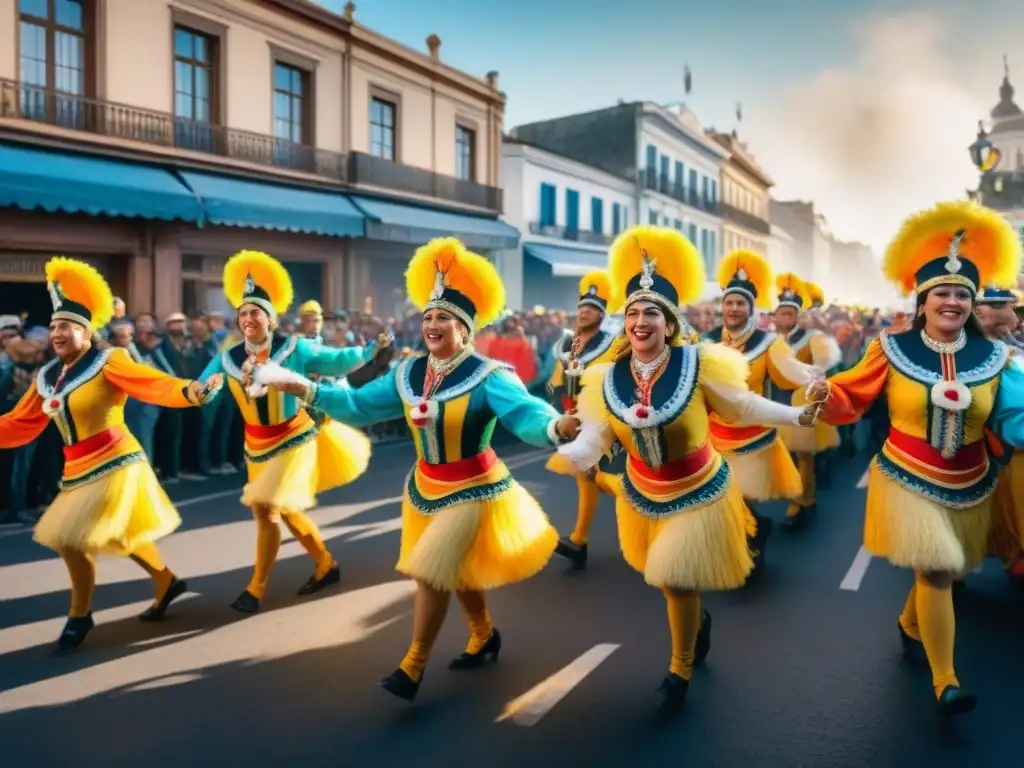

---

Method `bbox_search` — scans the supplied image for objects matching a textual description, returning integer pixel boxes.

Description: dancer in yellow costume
[0,258,223,650]
[556,226,822,709]
[548,270,621,568]
[767,273,842,530]
[809,201,1024,714]
[199,251,378,614]
[254,238,579,702]
[704,251,820,574]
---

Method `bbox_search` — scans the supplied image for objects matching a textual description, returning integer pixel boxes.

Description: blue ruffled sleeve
[991,357,1024,448]
[484,368,560,449]
[298,336,382,378]
[311,367,405,427]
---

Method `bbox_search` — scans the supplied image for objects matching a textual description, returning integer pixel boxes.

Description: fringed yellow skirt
[864,460,993,573]
[722,438,802,502]
[243,417,371,514]
[396,454,558,592]
[616,478,755,591]
[34,459,180,556]
[988,454,1024,560]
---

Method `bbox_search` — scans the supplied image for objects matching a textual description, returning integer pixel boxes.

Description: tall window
[18,0,92,125]
[612,203,621,235]
[539,183,557,226]
[174,26,217,150]
[565,189,580,232]
[370,97,396,160]
[455,124,475,181]
[591,197,603,234]
[273,62,308,144]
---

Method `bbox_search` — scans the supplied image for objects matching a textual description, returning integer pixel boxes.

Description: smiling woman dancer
[253,237,580,702]
[0,257,223,650]
[556,226,822,710]
[808,201,1024,714]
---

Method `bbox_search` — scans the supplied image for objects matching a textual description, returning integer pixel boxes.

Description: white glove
[253,360,309,389]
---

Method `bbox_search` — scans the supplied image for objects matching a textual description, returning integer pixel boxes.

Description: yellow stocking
[456,589,493,654]
[570,475,600,545]
[130,541,175,603]
[792,452,816,510]
[899,582,920,640]
[281,511,335,578]
[663,587,702,680]
[247,506,282,599]
[399,580,451,682]
[915,573,959,697]
[60,547,96,618]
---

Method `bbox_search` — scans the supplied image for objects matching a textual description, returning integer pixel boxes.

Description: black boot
[448,629,501,670]
[297,563,340,595]
[657,673,689,710]
[57,614,95,651]
[379,668,422,701]
[231,590,261,614]
[139,578,188,622]
[554,537,588,569]
[782,504,812,532]
[937,685,977,715]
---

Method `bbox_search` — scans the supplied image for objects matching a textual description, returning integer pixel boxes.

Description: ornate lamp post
[969,121,1002,173]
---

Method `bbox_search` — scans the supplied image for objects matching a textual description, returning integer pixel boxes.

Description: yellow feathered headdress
[775,272,810,311]
[298,300,323,317]
[717,249,772,310]
[406,237,505,331]
[883,200,1022,297]
[608,226,705,317]
[45,257,114,330]
[578,270,614,313]
[223,250,294,321]
[804,281,825,308]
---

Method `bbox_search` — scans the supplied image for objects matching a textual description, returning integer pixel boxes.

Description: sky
[318,0,1022,253]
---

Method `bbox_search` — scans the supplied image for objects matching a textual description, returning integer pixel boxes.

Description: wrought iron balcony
[717,201,771,235]
[527,221,613,245]
[640,167,719,215]
[346,152,502,212]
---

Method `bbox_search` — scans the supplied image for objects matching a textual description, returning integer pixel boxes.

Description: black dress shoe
[57,614,95,651]
[140,578,188,622]
[657,673,689,709]
[782,505,812,532]
[448,628,501,670]
[897,620,926,666]
[694,609,712,665]
[379,668,421,701]
[231,590,261,614]
[297,564,340,596]
[937,685,977,715]
[554,537,588,569]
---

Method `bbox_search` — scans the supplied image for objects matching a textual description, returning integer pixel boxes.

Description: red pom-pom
[418,402,429,413]
[636,406,649,419]
[49,399,60,410]
[944,388,959,402]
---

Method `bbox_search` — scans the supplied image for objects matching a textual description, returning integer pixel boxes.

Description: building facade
[710,131,773,257]
[0,0,515,323]
[509,101,725,299]
[499,138,634,311]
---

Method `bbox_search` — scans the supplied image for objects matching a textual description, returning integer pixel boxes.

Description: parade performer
[252,238,579,702]
[199,250,380,615]
[705,251,820,571]
[0,258,223,649]
[769,273,842,530]
[547,270,621,568]
[808,201,1024,714]
[556,226,823,709]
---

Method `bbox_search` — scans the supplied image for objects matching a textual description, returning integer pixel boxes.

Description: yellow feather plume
[608,226,705,310]
[883,200,1022,296]
[775,272,810,310]
[717,249,773,309]
[44,257,114,329]
[223,250,294,313]
[804,281,825,307]
[406,237,505,328]
[578,270,613,307]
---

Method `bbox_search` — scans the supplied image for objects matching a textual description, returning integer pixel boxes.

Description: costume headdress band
[624,242,681,318]
[425,266,477,330]
[914,228,979,295]
[48,280,93,328]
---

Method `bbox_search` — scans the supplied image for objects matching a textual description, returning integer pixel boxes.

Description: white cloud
[747,11,987,253]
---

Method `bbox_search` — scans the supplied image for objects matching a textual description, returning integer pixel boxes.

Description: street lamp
[969,121,1002,173]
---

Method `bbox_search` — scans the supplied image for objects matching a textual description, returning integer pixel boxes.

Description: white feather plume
[253,360,309,389]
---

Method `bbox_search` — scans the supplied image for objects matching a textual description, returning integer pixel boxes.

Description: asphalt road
[0,442,1021,768]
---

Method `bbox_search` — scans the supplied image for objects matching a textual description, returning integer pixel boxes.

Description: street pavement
[0,441,1021,768]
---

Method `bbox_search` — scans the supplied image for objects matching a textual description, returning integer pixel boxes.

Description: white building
[767,223,801,275]
[498,139,635,310]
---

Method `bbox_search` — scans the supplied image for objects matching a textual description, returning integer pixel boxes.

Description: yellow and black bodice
[547,329,617,411]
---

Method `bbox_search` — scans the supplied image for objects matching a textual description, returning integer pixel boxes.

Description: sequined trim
[61,450,145,491]
[404,472,513,515]
[879,333,1007,386]
[875,452,998,509]
[620,459,731,519]
[602,345,699,429]
[244,424,318,464]
[221,335,298,381]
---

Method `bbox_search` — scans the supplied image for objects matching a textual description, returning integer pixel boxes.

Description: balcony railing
[0,78,503,212]
[528,221,614,245]
[718,201,771,235]
[640,167,719,215]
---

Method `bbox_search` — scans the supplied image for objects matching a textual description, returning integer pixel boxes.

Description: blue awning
[349,195,520,250]
[524,242,607,277]
[179,171,365,237]
[0,143,204,222]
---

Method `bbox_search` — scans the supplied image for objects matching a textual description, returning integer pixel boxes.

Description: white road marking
[840,546,873,591]
[495,643,620,727]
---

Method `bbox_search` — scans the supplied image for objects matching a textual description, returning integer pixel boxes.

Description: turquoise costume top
[990,353,1024,450]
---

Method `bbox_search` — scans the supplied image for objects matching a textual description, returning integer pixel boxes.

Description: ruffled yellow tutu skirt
[243,419,371,513]
[34,459,180,556]
[864,460,992,573]
[723,438,802,502]
[615,478,755,591]
[988,453,1024,560]
[396,476,558,592]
